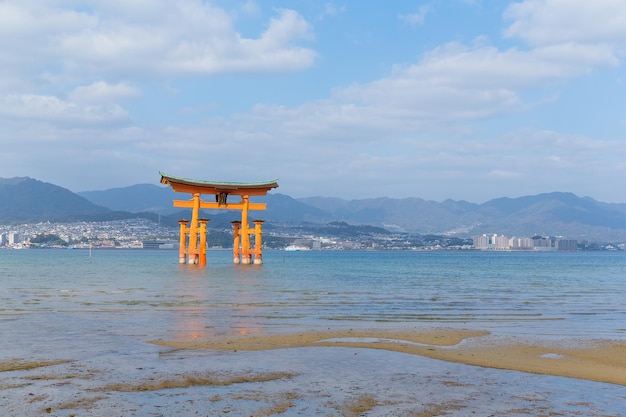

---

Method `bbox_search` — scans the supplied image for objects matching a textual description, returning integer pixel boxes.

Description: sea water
[3,249,624,340]
[1,249,626,416]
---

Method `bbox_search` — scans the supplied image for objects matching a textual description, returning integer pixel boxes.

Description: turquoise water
[2,249,625,340]
[2,249,626,416]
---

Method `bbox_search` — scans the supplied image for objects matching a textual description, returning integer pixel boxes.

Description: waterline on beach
[150,327,626,386]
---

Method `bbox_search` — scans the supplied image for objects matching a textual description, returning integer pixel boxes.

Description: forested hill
[0,177,110,222]
[3,177,626,241]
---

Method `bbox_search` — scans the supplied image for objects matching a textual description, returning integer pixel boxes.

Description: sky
[1,0,625,203]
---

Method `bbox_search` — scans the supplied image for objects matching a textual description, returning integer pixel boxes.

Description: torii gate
[160,172,278,266]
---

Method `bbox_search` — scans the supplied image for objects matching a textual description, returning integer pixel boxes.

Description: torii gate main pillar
[160,172,278,266]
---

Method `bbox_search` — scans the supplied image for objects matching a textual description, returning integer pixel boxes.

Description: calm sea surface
[2,249,626,416]
[1,249,625,342]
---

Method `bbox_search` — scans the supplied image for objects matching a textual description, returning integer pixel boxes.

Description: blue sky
[1,0,625,203]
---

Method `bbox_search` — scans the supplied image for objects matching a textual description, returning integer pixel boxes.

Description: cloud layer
[1,0,625,202]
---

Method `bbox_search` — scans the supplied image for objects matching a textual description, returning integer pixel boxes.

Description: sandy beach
[3,327,626,416]
[151,327,626,386]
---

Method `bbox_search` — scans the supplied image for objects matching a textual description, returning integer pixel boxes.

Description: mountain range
[2,176,626,242]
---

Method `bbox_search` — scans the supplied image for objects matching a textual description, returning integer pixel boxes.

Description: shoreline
[5,327,625,415]
[150,328,626,386]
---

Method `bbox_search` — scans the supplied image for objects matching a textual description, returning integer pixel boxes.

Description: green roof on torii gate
[160,171,279,196]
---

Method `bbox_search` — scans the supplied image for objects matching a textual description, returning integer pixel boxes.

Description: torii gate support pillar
[198,218,209,266]
[231,219,265,265]
[177,217,209,265]
[178,220,189,264]
[231,221,241,264]
[253,220,264,265]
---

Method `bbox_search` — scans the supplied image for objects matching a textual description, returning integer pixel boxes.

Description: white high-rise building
[473,234,490,249]
[492,234,510,250]
[473,234,511,250]
[510,237,533,250]
[8,232,21,245]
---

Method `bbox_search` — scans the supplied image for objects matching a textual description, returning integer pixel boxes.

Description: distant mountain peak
[0,177,110,222]
[2,177,626,242]
[0,176,34,185]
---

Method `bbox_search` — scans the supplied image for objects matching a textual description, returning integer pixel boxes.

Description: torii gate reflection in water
[160,172,279,266]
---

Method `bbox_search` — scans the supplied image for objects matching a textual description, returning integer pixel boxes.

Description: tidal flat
[2,327,626,416]
[1,249,626,415]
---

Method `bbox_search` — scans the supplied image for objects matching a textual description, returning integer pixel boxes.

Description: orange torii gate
[160,172,278,266]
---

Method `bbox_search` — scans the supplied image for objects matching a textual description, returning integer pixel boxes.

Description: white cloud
[68,81,140,104]
[308,39,616,128]
[399,5,432,26]
[240,0,261,16]
[4,0,618,132]
[504,0,626,46]
[407,41,616,89]
[0,1,316,126]
[56,4,315,76]
[0,1,317,83]
[0,94,131,125]
[0,2,93,39]
[319,3,346,20]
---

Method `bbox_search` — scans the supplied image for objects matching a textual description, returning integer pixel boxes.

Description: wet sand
[150,327,626,386]
[3,328,626,416]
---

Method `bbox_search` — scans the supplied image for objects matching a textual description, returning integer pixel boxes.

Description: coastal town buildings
[0,219,615,251]
[0,219,177,249]
[472,234,579,251]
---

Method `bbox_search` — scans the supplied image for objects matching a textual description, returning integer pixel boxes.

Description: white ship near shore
[284,245,310,251]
